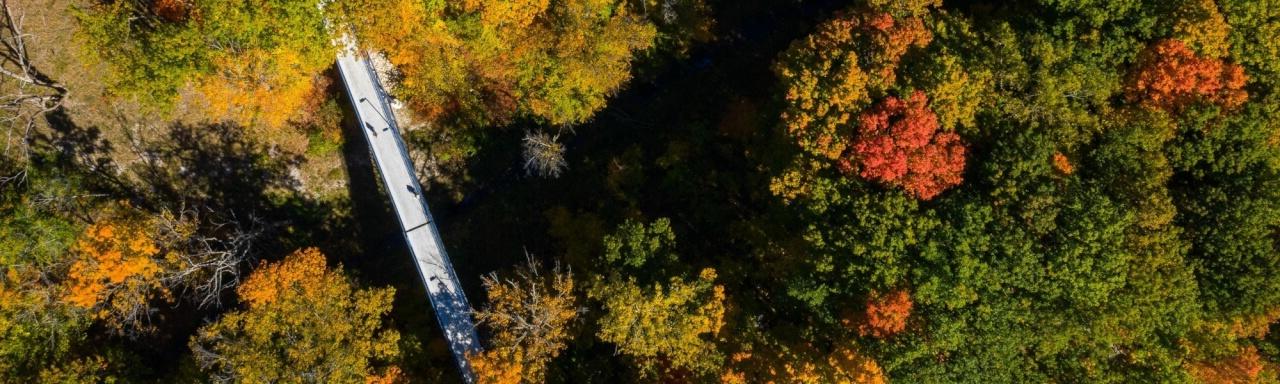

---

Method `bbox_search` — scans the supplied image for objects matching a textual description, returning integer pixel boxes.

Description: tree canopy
[189,248,401,383]
[7,0,1280,382]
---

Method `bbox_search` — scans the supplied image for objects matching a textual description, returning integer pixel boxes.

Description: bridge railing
[336,48,481,383]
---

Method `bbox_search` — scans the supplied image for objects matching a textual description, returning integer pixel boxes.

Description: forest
[2,0,1280,382]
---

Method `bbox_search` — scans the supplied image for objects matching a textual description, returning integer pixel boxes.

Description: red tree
[1127,39,1247,112]
[858,290,913,338]
[844,91,966,200]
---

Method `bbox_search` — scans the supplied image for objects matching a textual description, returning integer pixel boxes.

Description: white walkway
[336,50,479,383]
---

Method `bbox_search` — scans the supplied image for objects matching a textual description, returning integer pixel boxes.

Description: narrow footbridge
[336,50,479,383]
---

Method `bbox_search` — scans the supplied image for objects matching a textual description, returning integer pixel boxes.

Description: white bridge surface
[336,50,479,383]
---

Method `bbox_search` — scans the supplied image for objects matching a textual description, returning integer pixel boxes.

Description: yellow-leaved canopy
[189,248,401,383]
[333,0,657,128]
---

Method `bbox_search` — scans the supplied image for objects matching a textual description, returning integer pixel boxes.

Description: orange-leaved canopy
[844,91,966,200]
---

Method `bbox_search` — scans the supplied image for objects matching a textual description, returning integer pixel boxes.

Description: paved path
[336,49,479,383]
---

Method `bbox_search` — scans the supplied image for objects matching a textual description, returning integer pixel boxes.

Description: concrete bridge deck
[336,50,479,383]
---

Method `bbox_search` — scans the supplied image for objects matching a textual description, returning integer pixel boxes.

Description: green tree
[586,217,725,378]
[1169,101,1280,323]
[602,217,676,272]
[75,0,334,135]
[0,162,138,382]
[1221,0,1280,88]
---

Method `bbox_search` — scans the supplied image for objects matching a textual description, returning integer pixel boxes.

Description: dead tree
[0,0,67,182]
[522,130,567,178]
[157,206,264,309]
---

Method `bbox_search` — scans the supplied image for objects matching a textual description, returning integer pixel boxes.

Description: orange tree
[844,90,965,200]
[63,207,168,334]
[1126,39,1247,112]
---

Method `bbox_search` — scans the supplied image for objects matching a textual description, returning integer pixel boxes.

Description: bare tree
[522,130,567,178]
[157,206,264,309]
[0,0,67,180]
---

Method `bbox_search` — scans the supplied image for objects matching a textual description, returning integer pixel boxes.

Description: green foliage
[1222,0,1280,89]
[787,190,937,315]
[0,163,139,382]
[18,0,1280,382]
[768,1,1277,381]
[589,268,725,378]
[602,217,676,271]
[1169,101,1280,321]
[586,218,726,378]
[75,0,334,129]
[72,1,202,105]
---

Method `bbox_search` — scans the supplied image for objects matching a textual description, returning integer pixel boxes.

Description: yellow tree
[720,342,886,384]
[470,259,578,384]
[193,47,324,152]
[590,267,726,376]
[62,209,168,334]
[333,0,657,128]
[1173,0,1231,57]
[76,0,334,149]
[774,9,934,162]
[189,248,401,383]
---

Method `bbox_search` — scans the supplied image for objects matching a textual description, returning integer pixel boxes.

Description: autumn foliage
[720,344,886,384]
[1172,0,1231,57]
[471,260,578,383]
[150,0,187,22]
[856,290,913,338]
[1187,345,1266,384]
[592,267,727,376]
[775,14,870,160]
[191,248,400,382]
[775,10,933,161]
[1053,152,1074,175]
[336,0,656,128]
[1127,39,1248,112]
[844,91,966,200]
[194,48,325,145]
[64,217,167,333]
[861,12,932,84]
[470,348,525,384]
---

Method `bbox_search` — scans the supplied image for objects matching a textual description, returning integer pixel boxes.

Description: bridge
[336,49,480,383]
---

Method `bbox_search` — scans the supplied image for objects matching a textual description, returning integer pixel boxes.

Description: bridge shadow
[335,80,467,383]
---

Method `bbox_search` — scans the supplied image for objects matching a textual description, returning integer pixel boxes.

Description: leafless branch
[158,206,264,309]
[522,130,567,178]
[0,0,67,172]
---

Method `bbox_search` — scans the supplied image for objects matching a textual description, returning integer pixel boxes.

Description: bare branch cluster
[0,0,67,168]
[157,206,264,309]
[521,130,568,178]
